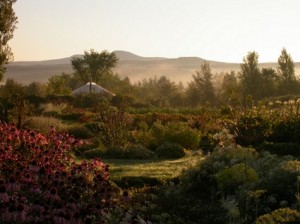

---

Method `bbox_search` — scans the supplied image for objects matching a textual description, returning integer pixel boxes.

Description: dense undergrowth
[1,96,300,223]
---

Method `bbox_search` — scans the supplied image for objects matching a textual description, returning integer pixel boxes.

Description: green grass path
[103,154,202,186]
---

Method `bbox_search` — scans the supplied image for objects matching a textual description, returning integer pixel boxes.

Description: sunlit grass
[26,116,70,133]
[103,153,203,186]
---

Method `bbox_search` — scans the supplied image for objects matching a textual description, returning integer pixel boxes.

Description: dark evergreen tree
[220,71,240,106]
[260,67,278,98]
[277,48,298,95]
[239,51,262,103]
[186,61,216,106]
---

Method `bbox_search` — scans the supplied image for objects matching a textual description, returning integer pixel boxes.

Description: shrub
[256,208,300,224]
[156,142,186,159]
[259,142,300,157]
[94,105,132,147]
[116,176,163,188]
[83,144,155,160]
[163,122,201,150]
[67,124,93,139]
[269,117,300,144]
[73,138,102,156]
[235,115,270,146]
[180,143,258,195]
[136,121,201,150]
[122,144,155,159]
[25,116,68,133]
[215,163,259,194]
[60,112,83,121]
[82,147,105,159]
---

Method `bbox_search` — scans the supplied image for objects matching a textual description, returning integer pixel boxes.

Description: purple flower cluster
[0,122,117,223]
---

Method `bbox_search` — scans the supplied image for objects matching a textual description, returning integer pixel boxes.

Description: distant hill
[5,50,300,85]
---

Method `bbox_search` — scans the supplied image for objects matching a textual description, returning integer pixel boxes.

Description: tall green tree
[220,71,240,106]
[0,0,18,81]
[239,51,261,103]
[186,61,216,106]
[260,67,277,98]
[277,48,298,94]
[71,49,118,84]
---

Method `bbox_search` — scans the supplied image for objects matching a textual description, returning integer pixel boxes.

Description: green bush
[256,208,300,224]
[115,176,163,188]
[67,125,93,139]
[269,117,300,144]
[163,122,201,150]
[259,142,300,157]
[122,144,155,159]
[82,148,105,159]
[215,163,259,194]
[180,145,258,195]
[60,112,84,121]
[235,115,270,146]
[156,142,186,159]
[136,121,201,150]
[83,144,155,160]
[43,111,60,118]
[252,153,299,202]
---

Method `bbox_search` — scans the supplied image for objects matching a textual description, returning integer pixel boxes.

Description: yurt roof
[72,82,116,96]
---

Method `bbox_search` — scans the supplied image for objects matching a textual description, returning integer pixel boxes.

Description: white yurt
[72,82,116,96]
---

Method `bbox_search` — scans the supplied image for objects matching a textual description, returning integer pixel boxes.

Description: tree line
[1,48,300,109]
[0,1,299,109]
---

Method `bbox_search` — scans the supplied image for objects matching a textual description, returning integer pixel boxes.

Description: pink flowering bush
[0,122,146,223]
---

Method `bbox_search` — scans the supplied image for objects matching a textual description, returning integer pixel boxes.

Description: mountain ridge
[5,50,300,85]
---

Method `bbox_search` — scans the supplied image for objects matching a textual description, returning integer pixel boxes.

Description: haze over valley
[6,50,300,86]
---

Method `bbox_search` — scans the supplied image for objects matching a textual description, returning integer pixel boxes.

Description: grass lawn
[103,154,203,187]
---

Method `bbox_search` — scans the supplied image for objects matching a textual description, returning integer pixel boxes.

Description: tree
[1,78,24,97]
[260,67,278,98]
[277,48,298,95]
[0,79,25,128]
[132,76,183,107]
[239,51,261,103]
[156,76,181,107]
[24,81,46,97]
[186,61,216,106]
[220,71,240,106]
[71,49,118,84]
[46,74,72,96]
[0,0,18,81]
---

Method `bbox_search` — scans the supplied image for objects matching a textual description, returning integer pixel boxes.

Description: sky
[9,0,300,63]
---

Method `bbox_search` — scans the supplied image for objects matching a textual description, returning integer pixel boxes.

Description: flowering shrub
[0,122,148,223]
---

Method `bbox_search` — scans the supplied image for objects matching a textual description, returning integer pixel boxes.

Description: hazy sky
[10,0,300,62]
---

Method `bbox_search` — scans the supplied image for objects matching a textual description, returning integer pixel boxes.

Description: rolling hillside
[5,51,300,85]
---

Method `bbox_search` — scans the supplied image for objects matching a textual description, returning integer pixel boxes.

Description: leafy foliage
[0,0,18,81]
[215,163,259,194]
[256,208,300,224]
[186,61,216,106]
[83,144,155,160]
[156,142,186,159]
[71,49,118,83]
